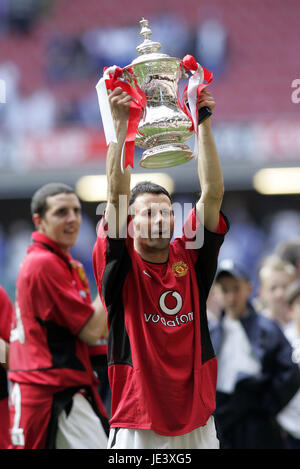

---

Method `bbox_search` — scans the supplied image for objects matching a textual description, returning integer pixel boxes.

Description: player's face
[131,192,174,252]
[216,276,252,319]
[35,193,82,253]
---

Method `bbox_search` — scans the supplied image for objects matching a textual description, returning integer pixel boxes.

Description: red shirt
[0,286,13,449]
[0,286,12,345]
[9,232,98,390]
[93,208,228,436]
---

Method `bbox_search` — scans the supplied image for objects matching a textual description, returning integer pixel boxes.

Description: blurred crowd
[0,3,228,144]
[0,0,50,35]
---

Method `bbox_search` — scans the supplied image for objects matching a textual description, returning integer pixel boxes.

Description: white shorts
[107,416,219,449]
[56,393,108,449]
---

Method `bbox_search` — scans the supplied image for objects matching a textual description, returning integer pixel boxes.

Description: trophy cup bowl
[124,18,195,169]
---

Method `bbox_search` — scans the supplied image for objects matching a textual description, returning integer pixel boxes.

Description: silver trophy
[123,18,195,169]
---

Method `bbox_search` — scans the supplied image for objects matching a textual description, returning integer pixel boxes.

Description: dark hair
[129,181,172,207]
[31,183,76,217]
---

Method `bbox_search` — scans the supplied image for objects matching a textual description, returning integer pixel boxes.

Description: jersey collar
[30,231,72,264]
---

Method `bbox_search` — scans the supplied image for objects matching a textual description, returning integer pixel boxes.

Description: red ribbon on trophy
[96,66,147,172]
[180,55,213,155]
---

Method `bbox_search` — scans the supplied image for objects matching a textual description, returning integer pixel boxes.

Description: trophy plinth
[124,18,194,168]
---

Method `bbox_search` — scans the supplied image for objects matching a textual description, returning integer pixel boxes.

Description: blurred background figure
[276,280,300,449]
[7,0,41,35]
[210,259,300,449]
[275,239,300,279]
[257,254,297,329]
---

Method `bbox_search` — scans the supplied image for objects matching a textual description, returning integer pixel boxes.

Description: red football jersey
[0,286,13,448]
[93,208,228,436]
[9,232,98,389]
[0,286,12,344]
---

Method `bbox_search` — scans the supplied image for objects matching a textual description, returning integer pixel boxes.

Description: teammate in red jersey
[93,87,229,449]
[8,183,109,449]
[0,285,13,449]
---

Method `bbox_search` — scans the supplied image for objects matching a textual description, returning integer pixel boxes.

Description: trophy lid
[129,18,173,66]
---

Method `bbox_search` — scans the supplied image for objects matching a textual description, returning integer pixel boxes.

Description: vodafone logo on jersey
[159,290,182,315]
[144,290,194,328]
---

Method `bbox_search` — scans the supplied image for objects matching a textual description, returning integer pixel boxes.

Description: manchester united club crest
[172,261,189,277]
[70,261,90,296]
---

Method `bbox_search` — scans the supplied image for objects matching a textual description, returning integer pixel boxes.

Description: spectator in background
[210,259,300,449]
[258,254,296,330]
[276,238,300,279]
[0,285,13,449]
[7,0,40,34]
[8,183,109,449]
[276,280,300,449]
[268,211,300,255]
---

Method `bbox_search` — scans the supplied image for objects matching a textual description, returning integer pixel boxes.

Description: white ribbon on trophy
[95,66,118,146]
[186,63,204,158]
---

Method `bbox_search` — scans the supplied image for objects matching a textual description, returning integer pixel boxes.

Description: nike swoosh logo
[143,270,152,278]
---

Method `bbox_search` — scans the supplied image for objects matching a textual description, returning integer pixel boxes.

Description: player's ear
[32,213,43,230]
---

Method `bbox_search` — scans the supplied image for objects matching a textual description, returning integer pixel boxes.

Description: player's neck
[134,240,169,263]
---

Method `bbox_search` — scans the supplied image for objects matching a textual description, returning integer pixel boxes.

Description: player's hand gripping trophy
[96,18,213,171]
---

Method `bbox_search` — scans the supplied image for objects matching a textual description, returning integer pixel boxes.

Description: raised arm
[195,90,224,233]
[105,87,132,238]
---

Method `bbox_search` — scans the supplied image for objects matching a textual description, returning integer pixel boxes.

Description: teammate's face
[34,193,82,253]
[216,275,252,319]
[131,192,174,253]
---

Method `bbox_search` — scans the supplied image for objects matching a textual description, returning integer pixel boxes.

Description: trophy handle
[198,106,212,124]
